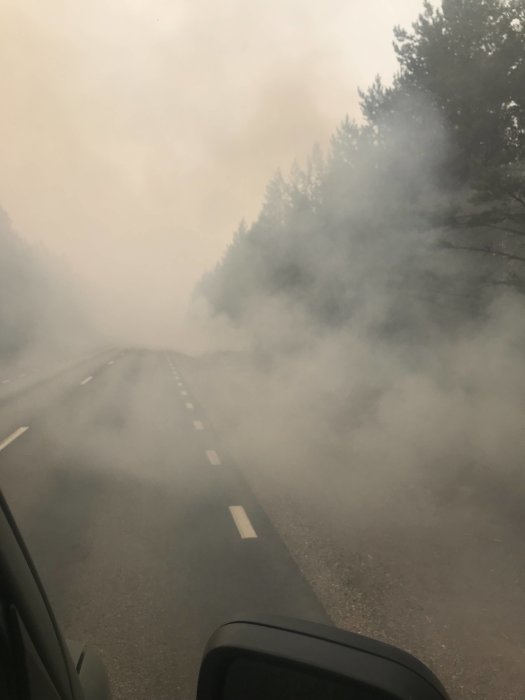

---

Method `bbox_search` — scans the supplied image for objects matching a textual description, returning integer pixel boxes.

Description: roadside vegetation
[0,207,83,363]
[198,0,525,344]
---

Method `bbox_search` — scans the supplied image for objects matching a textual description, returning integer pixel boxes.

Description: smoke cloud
[0,0,423,344]
[1,3,524,699]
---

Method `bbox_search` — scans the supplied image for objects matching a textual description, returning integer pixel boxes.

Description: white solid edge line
[193,421,204,431]
[0,427,29,453]
[80,376,93,385]
[206,449,221,465]
[185,402,194,410]
[229,506,258,539]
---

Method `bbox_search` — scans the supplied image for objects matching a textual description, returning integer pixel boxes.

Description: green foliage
[198,0,525,330]
[391,0,525,177]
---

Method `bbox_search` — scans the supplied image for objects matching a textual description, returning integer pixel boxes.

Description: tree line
[0,208,82,363]
[197,0,525,337]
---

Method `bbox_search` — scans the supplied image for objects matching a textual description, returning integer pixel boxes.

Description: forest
[0,207,82,363]
[197,0,525,345]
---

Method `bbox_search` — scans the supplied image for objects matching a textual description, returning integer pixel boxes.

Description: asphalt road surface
[0,349,329,700]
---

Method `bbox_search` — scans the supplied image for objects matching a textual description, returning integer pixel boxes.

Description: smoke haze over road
[1,2,524,698]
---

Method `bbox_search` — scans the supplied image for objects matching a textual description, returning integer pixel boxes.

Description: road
[0,349,328,700]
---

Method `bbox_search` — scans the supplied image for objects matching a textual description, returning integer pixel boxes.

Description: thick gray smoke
[185,5,525,695]
[0,0,425,346]
[0,2,523,699]
[186,245,525,699]
[0,207,96,374]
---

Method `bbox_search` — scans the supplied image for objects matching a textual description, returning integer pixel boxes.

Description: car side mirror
[197,616,450,700]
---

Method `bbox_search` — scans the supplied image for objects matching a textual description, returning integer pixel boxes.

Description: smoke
[182,89,525,699]
[0,0,424,346]
[1,2,523,698]
[181,286,525,699]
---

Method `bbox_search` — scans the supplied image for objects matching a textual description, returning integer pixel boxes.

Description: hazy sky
[0,0,425,341]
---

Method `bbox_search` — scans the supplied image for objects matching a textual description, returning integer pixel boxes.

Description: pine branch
[441,242,525,264]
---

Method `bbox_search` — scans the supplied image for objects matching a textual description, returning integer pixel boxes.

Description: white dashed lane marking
[229,506,258,539]
[80,376,93,385]
[166,357,258,541]
[166,353,258,541]
[0,427,29,453]
[206,450,221,465]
